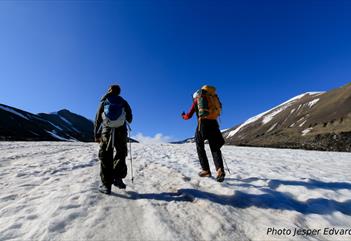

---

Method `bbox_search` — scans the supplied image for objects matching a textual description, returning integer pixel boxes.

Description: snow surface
[0,105,29,120]
[0,142,350,241]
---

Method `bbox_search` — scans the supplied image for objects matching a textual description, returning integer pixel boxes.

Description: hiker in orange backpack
[182,85,226,182]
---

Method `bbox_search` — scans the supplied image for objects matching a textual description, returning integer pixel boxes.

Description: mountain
[224,83,351,152]
[38,109,94,142]
[0,104,94,142]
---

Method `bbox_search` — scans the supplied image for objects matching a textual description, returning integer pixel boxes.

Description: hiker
[182,85,226,182]
[94,84,133,194]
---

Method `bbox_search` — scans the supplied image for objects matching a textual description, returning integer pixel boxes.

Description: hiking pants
[98,125,128,187]
[195,119,225,172]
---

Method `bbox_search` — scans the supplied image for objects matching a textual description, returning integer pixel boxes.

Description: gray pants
[98,126,128,187]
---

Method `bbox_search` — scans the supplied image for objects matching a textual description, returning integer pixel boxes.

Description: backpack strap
[106,128,116,151]
[198,117,202,132]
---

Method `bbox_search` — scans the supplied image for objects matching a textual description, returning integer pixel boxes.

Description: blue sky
[0,0,350,141]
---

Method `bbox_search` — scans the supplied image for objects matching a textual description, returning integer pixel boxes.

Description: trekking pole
[222,153,231,174]
[127,123,134,183]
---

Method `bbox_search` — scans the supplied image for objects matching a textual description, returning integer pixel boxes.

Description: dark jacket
[94,93,132,139]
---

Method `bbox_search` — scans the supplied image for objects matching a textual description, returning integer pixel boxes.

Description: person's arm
[94,101,104,141]
[182,100,197,120]
[124,100,133,124]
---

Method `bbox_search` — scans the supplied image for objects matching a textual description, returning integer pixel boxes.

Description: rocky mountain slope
[38,110,94,142]
[0,104,94,142]
[224,83,351,152]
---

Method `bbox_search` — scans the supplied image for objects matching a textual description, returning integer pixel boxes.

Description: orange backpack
[196,85,222,120]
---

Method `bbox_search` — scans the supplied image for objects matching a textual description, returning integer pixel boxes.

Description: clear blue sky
[0,0,350,141]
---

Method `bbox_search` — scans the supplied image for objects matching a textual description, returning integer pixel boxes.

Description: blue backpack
[102,96,126,128]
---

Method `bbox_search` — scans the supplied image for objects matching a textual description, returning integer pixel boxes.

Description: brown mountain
[224,83,351,152]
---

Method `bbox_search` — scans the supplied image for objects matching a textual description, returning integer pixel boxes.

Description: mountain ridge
[0,104,94,142]
[224,82,351,152]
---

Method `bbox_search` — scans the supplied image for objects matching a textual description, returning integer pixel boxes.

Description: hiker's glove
[181,112,189,120]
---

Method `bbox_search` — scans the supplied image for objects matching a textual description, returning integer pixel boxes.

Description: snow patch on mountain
[307,98,320,108]
[228,92,323,138]
[302,128,313,136]
[267,123,278,132]
[48,121,64,131]
[262,106,289,124]
[278,92,323,106]
[45,130,69,141]
[227,113,265,137]
[55,114,81,133]
[299,120,307,127]
[58,115,73,126]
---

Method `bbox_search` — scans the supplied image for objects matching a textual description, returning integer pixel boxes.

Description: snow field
[0,142,350,241]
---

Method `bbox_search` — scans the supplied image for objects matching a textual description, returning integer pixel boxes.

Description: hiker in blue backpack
[94,85,133,194]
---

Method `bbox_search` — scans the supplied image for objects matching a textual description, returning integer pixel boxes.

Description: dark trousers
[195,119,225,172]
[98,126,128,187]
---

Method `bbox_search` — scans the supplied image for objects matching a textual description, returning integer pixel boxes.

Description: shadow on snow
[111,178,351,216]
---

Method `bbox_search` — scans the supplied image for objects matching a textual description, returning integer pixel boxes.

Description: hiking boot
[99,184,111,194]
[216,168,225,182]
[198,170,212,177]
[113,178,126,189]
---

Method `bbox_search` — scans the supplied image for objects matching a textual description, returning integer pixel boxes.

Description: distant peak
[57,109,71,114]
[303,91,325,96]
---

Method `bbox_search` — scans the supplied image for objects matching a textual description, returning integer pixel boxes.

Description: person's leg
[208,122,226,182]
[98,129,114,193]
[113,126,128,188]
[208,138,224,172]
[195,128,211,175]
